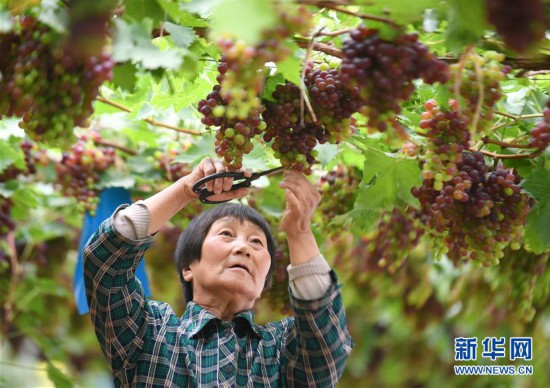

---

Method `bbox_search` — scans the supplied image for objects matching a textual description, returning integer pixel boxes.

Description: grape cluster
[360,207,424,274]
[450,51,510,126]
[0,140,38,182]
[0,17,114,145]
[341,26,448,135]
[419,99,471,190]
[55,135,116,215]
[529,99,550,149]
[149,148,192,182]
[215,5,312,117]
[485,0,547,53]
[0,197,15,235]
[316,165,361,222]
[412,151,531,265]
[198,80,266,169]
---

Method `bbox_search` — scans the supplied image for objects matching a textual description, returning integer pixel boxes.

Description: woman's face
[182,216,271,305]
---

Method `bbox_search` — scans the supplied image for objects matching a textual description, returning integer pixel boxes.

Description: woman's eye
[251,238,263,246]
[220,230,233,237]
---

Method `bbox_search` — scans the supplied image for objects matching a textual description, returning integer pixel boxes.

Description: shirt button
[224,364,234,374]
[224,327,231,336]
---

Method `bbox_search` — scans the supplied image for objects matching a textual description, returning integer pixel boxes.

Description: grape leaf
[210,0,277,45]
[277,53,303,87]
[112,63,138,91]
[0,139,26,173]
[112,19,183,70]
[47,361,74,388]
[157,0,209,27]
[444,0,487,53]
[262,73,286,102]
[173,134,214,164]
[316,143,339,168]
[522,165,550,253]
[164,22,196,49]
[124,0,165,25]
[356,147,421,210]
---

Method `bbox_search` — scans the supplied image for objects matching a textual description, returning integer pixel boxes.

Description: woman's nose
[232,238,251,257]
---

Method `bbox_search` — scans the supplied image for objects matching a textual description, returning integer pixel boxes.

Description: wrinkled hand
[182,157,251,203]
[279,170,321,236]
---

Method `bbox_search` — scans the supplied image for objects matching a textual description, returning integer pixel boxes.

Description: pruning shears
[192,166,284,204]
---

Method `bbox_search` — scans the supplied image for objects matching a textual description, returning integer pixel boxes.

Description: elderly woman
[84,157,353,387]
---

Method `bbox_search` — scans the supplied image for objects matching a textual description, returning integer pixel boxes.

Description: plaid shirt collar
[182,301,261,339]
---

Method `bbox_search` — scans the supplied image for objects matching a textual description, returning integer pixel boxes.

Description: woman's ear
[182,267,193,282]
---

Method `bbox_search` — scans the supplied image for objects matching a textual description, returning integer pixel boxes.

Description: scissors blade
[255,166,284,178]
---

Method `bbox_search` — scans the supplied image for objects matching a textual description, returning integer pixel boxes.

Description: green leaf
[124,0,165,25]
[316,143,339,168]
[359,0,443,24]
[181,0,221,19]
[164,22,196,48]
[277,53,302,87]
[98,170,136,189]
[12,187,40,209]
[173,134,214,164]
[356,147,421,210]
[262,73,286,102]
[47,361,74,388]
[524,202,550,254]
[157,0,209,27]
[444,0,487,53]
[112,19,183,70]
[112,62,138,91]
[37,1,68,33]
[211,0,277,45]
[522,166,550,202]
[0,139,25,173]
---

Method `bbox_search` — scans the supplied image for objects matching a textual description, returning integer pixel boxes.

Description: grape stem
[299,1,400,28]
[453,46,473,116]
[96,97,202,135]
[316,28,355,37]
[300,29,321,125]
[294,37,344,58]
[493,111,543,120]
[94,139,138,156]
[2,231,18,335]
[470,52,485,139]
[476,147,545,160]
[481,137,533,149]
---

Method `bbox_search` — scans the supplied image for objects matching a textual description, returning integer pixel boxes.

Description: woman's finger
[285,189,301,213]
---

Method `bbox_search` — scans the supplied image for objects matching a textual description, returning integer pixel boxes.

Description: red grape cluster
[360,207,424,274]
[55,135,116,215]
[0,16,114,145]
[316,165,361,222]
[529,99,550,149]
[450,51,510,126]
[0,197,15,235]
[215,5,312,116]
[419,99,471,191]
[485,0,548,53]
[412,151,531,265]
[149,148,192,182]
[198,79,266,169]
[340,26,448,135]
[0,140,39,182]
[262,81,325,174]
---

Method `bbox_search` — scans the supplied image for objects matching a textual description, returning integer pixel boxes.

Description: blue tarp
[73,187,151,314]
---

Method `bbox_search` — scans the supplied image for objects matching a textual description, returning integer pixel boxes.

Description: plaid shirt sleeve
[282,271,354,386]
[83,214,156,379]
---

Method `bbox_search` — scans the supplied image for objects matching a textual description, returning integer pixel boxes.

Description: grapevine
[316,165,361,223]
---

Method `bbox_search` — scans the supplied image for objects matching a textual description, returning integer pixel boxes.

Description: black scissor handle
[192,166,284,204]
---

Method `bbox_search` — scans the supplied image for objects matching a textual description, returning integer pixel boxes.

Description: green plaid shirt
[84,218,353,387]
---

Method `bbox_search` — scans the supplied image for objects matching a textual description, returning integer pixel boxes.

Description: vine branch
[96,97,202,136]
[481,137,533,149]
[94,139,138,156]
[300,1,400,28]
[475,147,545,160]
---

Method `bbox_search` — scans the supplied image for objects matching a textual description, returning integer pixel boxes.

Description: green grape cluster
[0,16,114,145]
[449,50,510,126]
[418,99,471,191]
